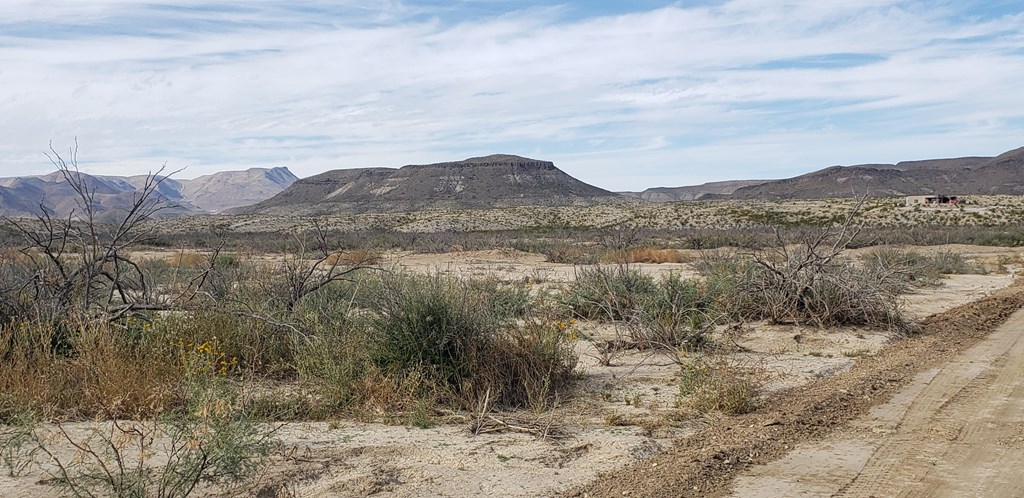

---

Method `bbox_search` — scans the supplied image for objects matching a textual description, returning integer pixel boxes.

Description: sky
[1,0,1022,191]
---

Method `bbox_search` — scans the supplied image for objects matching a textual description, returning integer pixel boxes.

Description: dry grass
[168,250,209,268]
[609,248,691,264]
[324,248,382,266]
[677,354,769,415]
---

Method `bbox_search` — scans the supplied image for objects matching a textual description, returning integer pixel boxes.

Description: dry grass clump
[614,248,690,264]
[324,248,382,266]
[168,250,209,268]
[677,354,766,415]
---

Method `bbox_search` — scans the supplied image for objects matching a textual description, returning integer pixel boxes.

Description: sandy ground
[730,307,1024,497]
[2,245,1020,497]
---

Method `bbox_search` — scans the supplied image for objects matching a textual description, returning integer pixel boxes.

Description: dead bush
[702,202,907,331]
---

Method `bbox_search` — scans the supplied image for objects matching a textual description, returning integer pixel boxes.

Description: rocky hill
[178,167,297,213]
[237,155,626,215]
[620,180,769,201]
[727,147,1024,199]
[0,167,297,220]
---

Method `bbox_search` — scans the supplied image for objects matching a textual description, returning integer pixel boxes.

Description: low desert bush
[699,213,908,331]
[563,266,714,351]
[370,272,498,389]
[927,249,980,275]
[860,246,942,290]
[702,251,905,329]
[861,247,984,292]
[292,323,373,412]
[470,319,579,410]
[629,273,714,350]
[368,272,576,409]
[562,265,661,321]
[2,383,276,497]
[677,354,765,415]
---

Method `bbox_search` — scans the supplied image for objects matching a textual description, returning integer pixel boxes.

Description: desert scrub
[367,272,577,409]
[2,382,277,498]
[699,213,909,331]
[677,354,765,415]
[629,273,715,350]
[155,310,293,378]
[860,246,944,290]
[562,265,660,321]
[292,321,374,413]
[704,251,905,329]
[370,272,500,389]
[861,247,985,292]
[0,320,184,420]
[563,266,714,350]
[472,317,580,410]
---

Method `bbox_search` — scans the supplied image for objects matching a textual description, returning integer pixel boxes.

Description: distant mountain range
[725,147,1024,200]
[620,180,769,201]
[0,167,296,220]
[2,146,1022,219]
[233,154,624,215]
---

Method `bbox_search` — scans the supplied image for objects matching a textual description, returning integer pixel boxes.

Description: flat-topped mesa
[401,155,557,171]
[235,153,627,215]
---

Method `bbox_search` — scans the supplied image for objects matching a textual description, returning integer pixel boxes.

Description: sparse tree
[1,141,212,324]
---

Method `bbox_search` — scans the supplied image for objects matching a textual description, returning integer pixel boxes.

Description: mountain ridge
[0,166,297,219]
[235,154,625,215]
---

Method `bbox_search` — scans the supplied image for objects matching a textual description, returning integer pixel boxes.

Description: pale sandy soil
[382,248,700,283]
[729,307,1024,497]
[2,245,1019,497]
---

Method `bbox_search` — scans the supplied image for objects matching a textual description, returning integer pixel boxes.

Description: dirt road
[572,284,1024,497]
[731,307,1024,497]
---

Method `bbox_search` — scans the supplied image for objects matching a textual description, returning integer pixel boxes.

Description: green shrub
[370,273,498,390]
[630,273,714,350]
[928,249,980,275]
[368,272,576,409]
[562,265,660,321]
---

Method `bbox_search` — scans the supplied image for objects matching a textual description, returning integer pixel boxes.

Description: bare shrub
[0,143,213,326]
[701,204,907,331]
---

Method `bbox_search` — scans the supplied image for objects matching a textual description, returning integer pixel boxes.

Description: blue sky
[1,0,1022,191]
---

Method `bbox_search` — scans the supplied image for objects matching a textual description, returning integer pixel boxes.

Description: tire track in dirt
[569,282,1024,498]
[739,306,1024,497]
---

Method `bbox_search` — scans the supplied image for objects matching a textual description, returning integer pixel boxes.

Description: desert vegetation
[1,159,1019,496]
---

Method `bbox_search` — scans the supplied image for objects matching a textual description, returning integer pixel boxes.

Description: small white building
[906,195,960,207]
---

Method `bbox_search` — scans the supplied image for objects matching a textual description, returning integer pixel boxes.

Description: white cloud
[0,1,1021,191]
